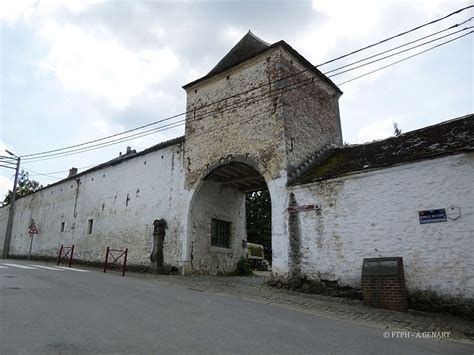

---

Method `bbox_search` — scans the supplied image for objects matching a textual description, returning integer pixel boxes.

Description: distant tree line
[3,170,42,205]
[245,189,271,263]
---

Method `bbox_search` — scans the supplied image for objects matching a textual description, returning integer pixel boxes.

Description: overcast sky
[0,0,472,199]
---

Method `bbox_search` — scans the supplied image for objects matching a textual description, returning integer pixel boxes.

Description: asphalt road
[0,260,472,354]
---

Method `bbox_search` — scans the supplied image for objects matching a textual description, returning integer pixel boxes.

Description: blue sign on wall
[419,209,447,224]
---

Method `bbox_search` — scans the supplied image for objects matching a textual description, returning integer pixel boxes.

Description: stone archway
[186,160,271,275]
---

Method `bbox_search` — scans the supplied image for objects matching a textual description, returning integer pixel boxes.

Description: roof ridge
[246,30,270,46]
[292,114,474,185]
[287,143,338,185]
[205,31,271,78]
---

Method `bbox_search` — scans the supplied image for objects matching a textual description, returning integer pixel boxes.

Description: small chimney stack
[68,167,78,178]
[126,146,132,154]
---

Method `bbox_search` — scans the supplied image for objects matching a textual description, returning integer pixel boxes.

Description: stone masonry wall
[290,153,474,302]
[183,47,286,189]
[1,142,189,269]
[189,180,246,274]
[278,51,343,173]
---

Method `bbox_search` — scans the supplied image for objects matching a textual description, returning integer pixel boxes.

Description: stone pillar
[150,219,167,274]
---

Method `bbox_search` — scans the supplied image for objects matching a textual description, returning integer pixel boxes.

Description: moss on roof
[294,114,474,184]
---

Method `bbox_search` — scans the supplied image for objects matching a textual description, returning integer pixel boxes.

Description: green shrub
[225,257,253,276]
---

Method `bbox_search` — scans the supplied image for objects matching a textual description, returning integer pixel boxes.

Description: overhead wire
[18,6,474,160]
[22,27,472,169]
[21,24,471,184]
[25,165,97,177]
[337,30,473,86]
[328,26,473,78]
[324,19,473,75]
[316,5,473,67]
[21,28,472,164]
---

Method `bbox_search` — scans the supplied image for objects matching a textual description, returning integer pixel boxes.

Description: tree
[393,122,402,136]
[3,170,43,205]
[245,189,272,263]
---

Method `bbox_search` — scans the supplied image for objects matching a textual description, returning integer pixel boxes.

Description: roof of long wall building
[293,113,474,184]
[0,136,186,206]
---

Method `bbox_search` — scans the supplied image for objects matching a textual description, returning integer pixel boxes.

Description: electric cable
[18,6,473,159]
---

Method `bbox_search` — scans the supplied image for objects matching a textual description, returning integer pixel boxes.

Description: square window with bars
[211,218,231,248]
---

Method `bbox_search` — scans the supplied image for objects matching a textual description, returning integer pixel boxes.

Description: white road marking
[2,263,38,270]
[55,266,89,272]
[31,265,65,271]
[0,265,9,269]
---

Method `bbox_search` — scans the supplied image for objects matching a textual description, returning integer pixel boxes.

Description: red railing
[104,247,128,277]
[57,244,74,267]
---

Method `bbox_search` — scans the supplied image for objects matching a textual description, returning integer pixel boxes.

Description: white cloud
[0,174,14,203]
[297,0,379,63]
[356,119,395,143]
[0,140,17,202]
[39,22,180,109]
[0,0,36,24]
[222,26,246,43]
[0,0,103,25]
[90,119,123,135]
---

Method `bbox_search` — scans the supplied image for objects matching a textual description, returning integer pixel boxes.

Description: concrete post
[2,156,20,259]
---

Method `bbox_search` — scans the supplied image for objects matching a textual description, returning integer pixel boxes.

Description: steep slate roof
[183,32,342,95]
[294,114,474,185]
[208,31,270,77]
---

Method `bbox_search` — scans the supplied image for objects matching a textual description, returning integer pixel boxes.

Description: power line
[26,165,97,177]
[0,174,15,188]
[23,169,64,180]
[324,19,473,76]
[22,28,472,164]
[337,30,473,86]
[192,24,473,123]
[22,121,185,163]
[328,26,472,78]
[316,5,473,67]
[22,120,184,162]
[18,6,473,159]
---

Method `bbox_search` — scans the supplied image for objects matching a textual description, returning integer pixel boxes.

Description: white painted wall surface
[0,206,8,255]
[291,153,474,299]
[2,142,190,268]
[268,173,290,278]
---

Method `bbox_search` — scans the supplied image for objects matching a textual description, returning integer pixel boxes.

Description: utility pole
[1,150,20,259]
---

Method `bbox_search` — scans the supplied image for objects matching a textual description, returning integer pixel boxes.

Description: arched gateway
[186,157,271,274]
[2,31,471,313]
[181,32,342,276]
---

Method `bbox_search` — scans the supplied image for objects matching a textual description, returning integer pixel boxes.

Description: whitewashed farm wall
[0,207,8,255]
[2,142,189,268]
[290,153,474,300]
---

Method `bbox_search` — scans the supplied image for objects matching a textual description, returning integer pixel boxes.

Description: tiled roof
[293,114,474,185]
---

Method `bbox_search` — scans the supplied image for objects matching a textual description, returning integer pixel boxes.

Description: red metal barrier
[104,247,128,276]
[57,244,74,267]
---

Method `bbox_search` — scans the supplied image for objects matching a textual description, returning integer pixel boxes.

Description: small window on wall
[60,222,65,232]
[211,218,231,248]
[87,219,94,234]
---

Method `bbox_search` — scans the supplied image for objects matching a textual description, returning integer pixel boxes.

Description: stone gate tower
[182,31,343,276]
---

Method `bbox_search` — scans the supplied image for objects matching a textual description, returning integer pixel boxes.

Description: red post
[57,245,63,265]
[122,248,128,277]
[104,247,109,273]
[69,245,74,267]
